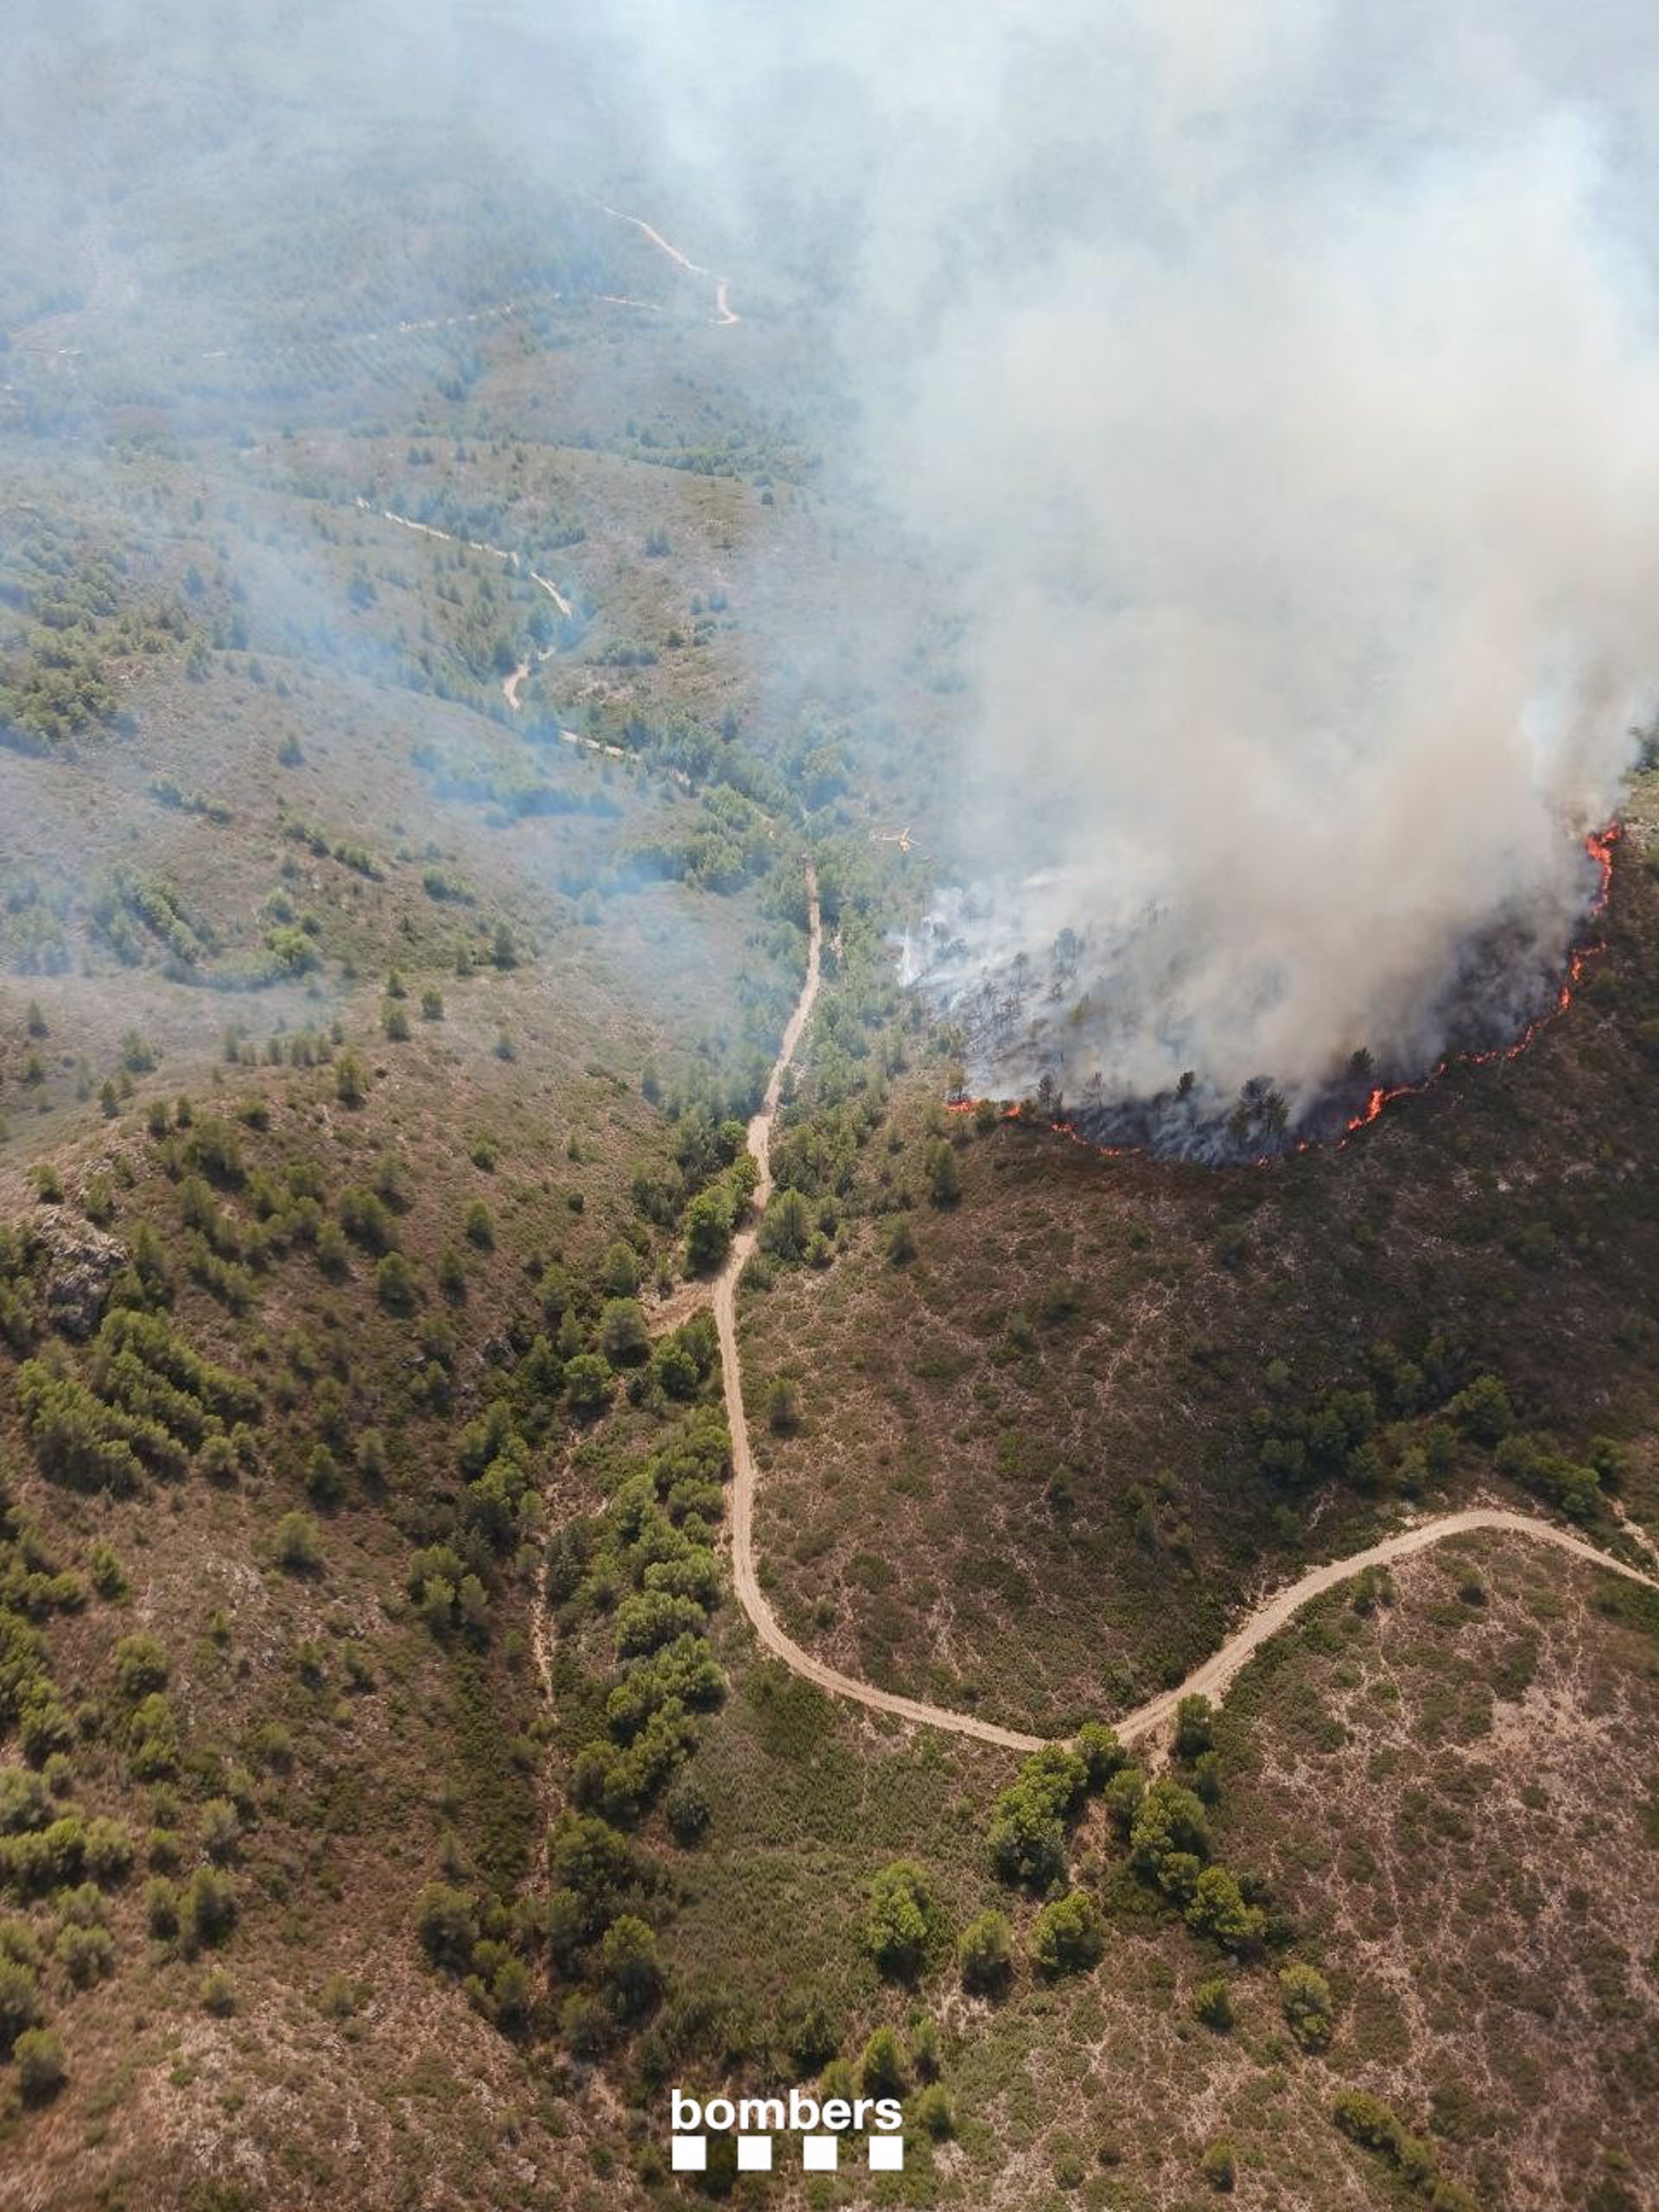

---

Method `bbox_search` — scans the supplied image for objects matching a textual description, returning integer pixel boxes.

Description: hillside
[2,33,1658,2212]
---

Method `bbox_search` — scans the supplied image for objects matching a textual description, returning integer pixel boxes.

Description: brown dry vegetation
[741,777,1659,1734]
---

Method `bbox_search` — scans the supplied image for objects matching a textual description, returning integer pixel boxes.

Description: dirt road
[702,864,1659,1755]
[592,198,740,327]
[354,497,571,617]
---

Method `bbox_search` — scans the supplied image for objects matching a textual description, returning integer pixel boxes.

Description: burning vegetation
[931,823,1623,1164]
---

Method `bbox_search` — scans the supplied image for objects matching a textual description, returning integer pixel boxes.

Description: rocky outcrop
[42,1218,125,1339]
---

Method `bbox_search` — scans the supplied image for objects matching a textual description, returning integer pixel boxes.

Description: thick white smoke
[890,108,1657,1122]
[611,1,1659,1135]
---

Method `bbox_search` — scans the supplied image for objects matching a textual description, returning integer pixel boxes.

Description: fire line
[945,822,1623,1166]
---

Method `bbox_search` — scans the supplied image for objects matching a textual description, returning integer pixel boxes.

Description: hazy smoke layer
[618,1,1659,1135]
[893,99,1657,1123]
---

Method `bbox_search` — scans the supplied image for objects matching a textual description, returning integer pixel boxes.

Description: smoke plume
[615,1,1659,1147]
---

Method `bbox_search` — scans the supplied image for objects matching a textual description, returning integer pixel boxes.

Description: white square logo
[671,2136,707,2172]
[802,2135,839,2171]
[736,2135,772,2171]
[868,2134,905,2171]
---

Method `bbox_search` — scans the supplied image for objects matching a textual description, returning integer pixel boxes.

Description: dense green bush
[958,1908,1014,1996]
[14,2024,64,2101]
[1031,1891,1105,1977]
[1280,1962,1335,2051]
[864,1860,940,1979]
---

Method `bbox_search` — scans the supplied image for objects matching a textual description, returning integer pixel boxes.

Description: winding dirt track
[592,199,740,326]
[709,865,1659,1756]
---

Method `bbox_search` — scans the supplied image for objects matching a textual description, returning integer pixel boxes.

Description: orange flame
[1334,821,1619,1144]
[948,822,1622,1167]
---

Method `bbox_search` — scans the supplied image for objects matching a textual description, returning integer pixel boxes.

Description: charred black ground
[940,823,1623,1163]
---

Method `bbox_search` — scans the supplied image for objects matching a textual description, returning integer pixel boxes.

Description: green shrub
[598,1298,648,1365]
[0,1959,42,2053]
[1174,1694,1215,1759]
[1129,1777,1211,1899]
[143,1876,179,1938]
[82,1816,132,1885]
[179,1866,237,1955]
[664,1777,711,1845]
[1074,1721,1126,1789]
[1200,2137,1236,2191]
[1280,1962,1335,2051]
[988,1746,1089,1889]
[958,1908,1014,1996]
[778,1988,841,2076]
[272,1511,322,1573]
[304,1444,345,1505]
[598,1914,661,2020]
[376,1252,418,1312]
[564,1354,613,1415]
[1447,1373,1514,1446]
[199,1799,239,1863]
[1186,1866,1266,1953]
[14,2025,65,2101]
[415,1882,479,1974]
[200,1966,237,2015]
[1031,1891,1105,1977]
[914,2083,956,2139]
[54,1921,115,1986]
[1192,1976,1234,2031]
[111,1632,168,1700]
[865,1861,940,1979]
[858,2024,906,2096]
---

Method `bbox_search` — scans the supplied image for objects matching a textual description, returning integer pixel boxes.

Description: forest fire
[1336,822,1619,1141]
[944,823,1623,1166]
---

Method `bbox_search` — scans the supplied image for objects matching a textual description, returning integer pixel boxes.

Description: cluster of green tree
[1331,2088,1479,2210]
[0,519,192,752]
[626,785,775,896]
[613,417,819,485]
[780,710,855,811]
[773,834,914,1154]
[546,1408,732,1829]
[1491,1415,1618,1522]
[16,1306,260,1495]
[588,618,664,667]
[88,868,219,975]
[420,864,475,905]
[986,1726,1127,1891]
[142,1109,336,1306]
[0,1468,244,2101]
[1254,1338,1618,1526]
[0,1225,43,1355]
[757,1183,841,1269]
[0,1489,87,1790]
[683,1155,760,1275]
[0,645,125,753]
[415,1808,668,2055]
[219,1022,338,1073]
[279,812,383,879]
[960,1700,1300,2016]
[408,1309,728,2043]
[1124,1770,1271,1951]
[565,703,788,821]
[424,563,540,690]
